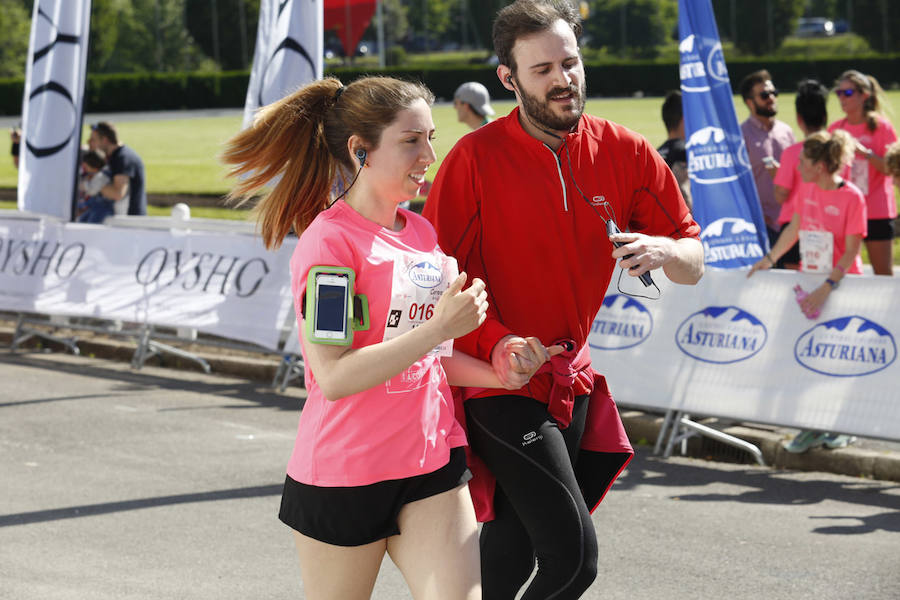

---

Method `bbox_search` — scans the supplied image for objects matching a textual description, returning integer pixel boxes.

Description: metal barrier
[2,205,305,390]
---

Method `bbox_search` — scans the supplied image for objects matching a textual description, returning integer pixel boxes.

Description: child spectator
[748,129,865,453]
[77,150,113,223]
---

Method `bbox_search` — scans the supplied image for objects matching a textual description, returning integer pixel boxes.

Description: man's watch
[825,278,839,289]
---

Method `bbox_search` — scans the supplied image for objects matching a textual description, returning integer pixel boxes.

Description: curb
[0,322,283,383]
[3,320,898,484]
[620,410,900,483]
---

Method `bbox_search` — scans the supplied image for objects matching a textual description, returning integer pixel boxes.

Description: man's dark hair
[492,0,582,74]
[91,121,118,145]
[739,69,772,100]
[795,79,828,131]
[661,90,683,133]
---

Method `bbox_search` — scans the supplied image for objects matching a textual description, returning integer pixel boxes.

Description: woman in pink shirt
[749,130,866,312]
[222,76,552,600]
[749,130,865,453]
[828,70,896,276]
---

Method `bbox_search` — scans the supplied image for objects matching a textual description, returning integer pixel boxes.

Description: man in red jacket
[423,1,704,598]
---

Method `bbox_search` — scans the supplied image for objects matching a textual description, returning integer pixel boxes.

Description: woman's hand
[801,284,831,317]
[490,335,564,390]
[747,255,774,278]
[431,272,488,340]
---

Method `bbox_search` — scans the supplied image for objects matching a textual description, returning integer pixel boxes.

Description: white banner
[590,269,899,442]
[17,1,92,220]
[243,0,323,128]
[0,217,296,351]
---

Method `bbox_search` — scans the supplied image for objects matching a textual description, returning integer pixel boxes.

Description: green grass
[1,91,898,265]
[2,91,898,195]
[0,199,251,220]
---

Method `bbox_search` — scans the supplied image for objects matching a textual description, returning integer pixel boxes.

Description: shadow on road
[0,353,301,411]
[0,484,283,528]
[617,448,900,522]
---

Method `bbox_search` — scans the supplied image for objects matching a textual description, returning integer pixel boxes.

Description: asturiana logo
[407,261,442,289]
[588,294,653,350]
[675,306,767,364]
[686,126,750,185]
[680,37,728,91]
[794,316,897,377]
[700,217,765,267]
[706,42,728,83]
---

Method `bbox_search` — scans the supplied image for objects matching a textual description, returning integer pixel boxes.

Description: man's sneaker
[823,434,856,449]
[784,430,827,453]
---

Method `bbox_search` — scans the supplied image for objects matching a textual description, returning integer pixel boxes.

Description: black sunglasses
[835,88,857,98]
[758,90,779,100]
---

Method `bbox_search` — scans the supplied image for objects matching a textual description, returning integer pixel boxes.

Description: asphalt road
[1,352,898,600]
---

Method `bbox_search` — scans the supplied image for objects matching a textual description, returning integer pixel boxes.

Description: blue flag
[678,0,769,269]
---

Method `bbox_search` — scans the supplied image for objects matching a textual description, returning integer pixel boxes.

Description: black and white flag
[17,1,92,220]
[243,0,323,128]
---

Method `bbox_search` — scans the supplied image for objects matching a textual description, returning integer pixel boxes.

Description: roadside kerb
[2,318,898,484]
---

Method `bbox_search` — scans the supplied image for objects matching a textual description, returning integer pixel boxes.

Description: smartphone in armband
[304,266,369,345]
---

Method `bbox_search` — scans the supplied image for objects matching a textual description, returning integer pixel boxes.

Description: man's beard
[517,78,586,132]
[754,100,776,118]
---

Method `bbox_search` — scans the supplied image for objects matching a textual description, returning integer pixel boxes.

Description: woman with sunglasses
[828,70,897,276]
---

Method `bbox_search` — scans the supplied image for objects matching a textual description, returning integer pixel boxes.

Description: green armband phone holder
[304,266,370,346]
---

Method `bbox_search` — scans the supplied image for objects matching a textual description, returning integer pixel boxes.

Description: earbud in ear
[506,75,512,83]
[355,148,367,167]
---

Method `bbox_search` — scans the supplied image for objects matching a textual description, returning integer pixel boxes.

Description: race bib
[849,158,869,195]
[799,229,834,273]
[382,253,458,357]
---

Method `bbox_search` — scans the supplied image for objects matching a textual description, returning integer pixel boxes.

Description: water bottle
[793,284,820,320]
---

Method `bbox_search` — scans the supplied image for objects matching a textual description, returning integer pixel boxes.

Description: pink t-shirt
[828,116,898,219]
[286,200,466,487]
[793,180,868,274]
[773,142,804,225]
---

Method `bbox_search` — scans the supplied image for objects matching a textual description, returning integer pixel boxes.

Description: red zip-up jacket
[424,108,699,520]
[424,107,700,403]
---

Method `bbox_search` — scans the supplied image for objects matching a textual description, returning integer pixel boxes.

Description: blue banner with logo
[677,0,769,269]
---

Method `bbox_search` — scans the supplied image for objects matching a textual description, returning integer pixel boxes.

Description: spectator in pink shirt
[772,79,829,270]
[748,129,865,452]
[829,69,897,276]
[749,130,866,311]
[739,69,797,246]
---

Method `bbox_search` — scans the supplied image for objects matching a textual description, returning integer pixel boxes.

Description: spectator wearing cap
[87,121,147,216]
[453,82,495,130]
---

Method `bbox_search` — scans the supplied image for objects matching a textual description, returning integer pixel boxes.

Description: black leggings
[465,394,596,600]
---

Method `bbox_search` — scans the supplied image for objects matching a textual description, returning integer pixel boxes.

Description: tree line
[0,0,897,79]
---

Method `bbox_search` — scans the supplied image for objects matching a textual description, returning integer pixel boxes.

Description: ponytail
[222,78,342,249]
[862,75,889,133]
[803,130,854,174]
[222,76,434,249]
